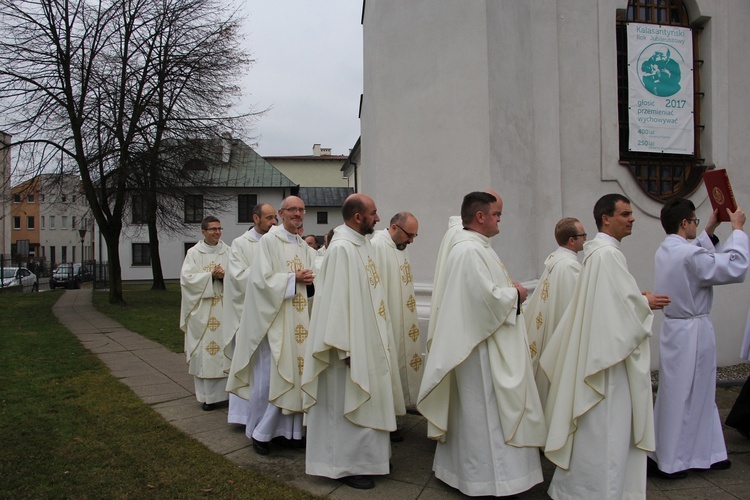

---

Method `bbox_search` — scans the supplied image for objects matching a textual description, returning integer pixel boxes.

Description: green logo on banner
[637,44,684,97]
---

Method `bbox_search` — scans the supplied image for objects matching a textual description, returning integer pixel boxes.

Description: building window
[50,216,56,229]
[132,195,148,224]
[616,0,702,202]
[61,246,67,263]
[13,216,21,230]
[61,195,67,203]
[41,216,45,229]
[27,194,35,203]
[238,194,258,223]
[72,246,76,263]
[62,216,68,229]
[184,242,197,256]
[71,216,76,230]
[39,194,45,203]
[317,211,328,225]
[13,193,21,203]
[132,243,151,266]
[27,216,35,230]
[184,195,204,223]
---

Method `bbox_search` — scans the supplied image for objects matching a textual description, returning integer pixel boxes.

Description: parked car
[0,267,38,292]
[50,263,93,289]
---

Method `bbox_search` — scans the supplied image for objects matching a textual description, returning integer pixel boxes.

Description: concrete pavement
[53,288,750,499]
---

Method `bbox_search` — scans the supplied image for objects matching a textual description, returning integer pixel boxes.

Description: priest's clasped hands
[295,268,315,285]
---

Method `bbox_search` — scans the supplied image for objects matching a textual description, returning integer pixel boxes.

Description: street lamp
[78,228,87,264]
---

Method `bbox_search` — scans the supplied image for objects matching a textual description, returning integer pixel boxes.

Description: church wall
[362,0,750,367]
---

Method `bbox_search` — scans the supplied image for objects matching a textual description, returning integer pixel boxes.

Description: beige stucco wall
[362,0,750,368]
[266,157,351,188]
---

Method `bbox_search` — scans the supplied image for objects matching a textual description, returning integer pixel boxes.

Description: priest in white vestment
[371,212,424,409]
[302,194,401,491]
[180,216,231,411]
[523,217,584,409]
[417,191,546,497]
[226,196,314,455]
[541,194,670,500]
[223,203,277,425]
[649,199,748,477]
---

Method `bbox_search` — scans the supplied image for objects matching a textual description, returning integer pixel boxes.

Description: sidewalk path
[53,288,750,499]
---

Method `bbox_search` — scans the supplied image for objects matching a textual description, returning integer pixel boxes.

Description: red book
[703,169,737,222]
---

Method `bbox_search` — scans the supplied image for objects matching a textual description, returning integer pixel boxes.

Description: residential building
[11,174,93,268]
[265,144,352,189]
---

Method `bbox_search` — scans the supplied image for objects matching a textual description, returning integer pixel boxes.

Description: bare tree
[0,0,252,302]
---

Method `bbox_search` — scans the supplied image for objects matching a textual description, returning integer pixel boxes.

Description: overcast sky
[239,1,363,157]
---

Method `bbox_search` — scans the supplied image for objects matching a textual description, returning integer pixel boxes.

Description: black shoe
[201,402,216,411]
[252,440,270,455]
[656,469,687,479]
[338,475,375,489]
[710,459,732,470]
[390,430,404,443]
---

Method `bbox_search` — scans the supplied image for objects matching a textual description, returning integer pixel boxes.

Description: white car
[1,267,39,292]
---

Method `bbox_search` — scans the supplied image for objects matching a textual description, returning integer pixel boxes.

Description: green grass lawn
[92,284,184,353]
[0,290,314,499]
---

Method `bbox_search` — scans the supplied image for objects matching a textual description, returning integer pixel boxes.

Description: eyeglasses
[394,223,418,239]
[687,218,700,225]
[573,233,587,239]
[281,207,306,214]
[204,227,223,232]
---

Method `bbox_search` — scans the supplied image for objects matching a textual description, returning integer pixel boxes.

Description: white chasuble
[523,247,581,408]
[372,229,423,407]
[541,234,654,500]
[226,225,312,414]
[417,229,545,496]
[180,240,230,381]
[427,216,462,348]
[651,230,749,473]
[302,225,398,479]
[223,228,261,359]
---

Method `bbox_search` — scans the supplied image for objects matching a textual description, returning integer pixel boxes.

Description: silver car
[0,267,39,292]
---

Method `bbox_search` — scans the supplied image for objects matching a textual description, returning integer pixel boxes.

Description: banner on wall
[627,23,694,155]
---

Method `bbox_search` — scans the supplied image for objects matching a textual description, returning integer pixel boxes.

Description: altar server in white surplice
[524,217,584,409]
[227,196,314,455]
[649,199,748,478]
[542,194,670,500]
[371,212,423,409]
[417,191,546,498]
[223,203,277,425]
[302,194,401,491]
[180,216,231,411]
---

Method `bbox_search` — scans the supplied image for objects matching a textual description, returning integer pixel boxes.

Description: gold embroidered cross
[297,356,304,376]
[202,261,217,273]
[400,260,413,285]
[292,293,307,313]
[408,324,420,342]
[536,311,543,330]
[529,341,538,359]
[295,324,308,344]
[379,300,386,319]
[207,316,221,332]
[206,340,221,356]
[410,353,423,372]
[211,296,221,307]
[365,257,381,288]
[406,295,416,313]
